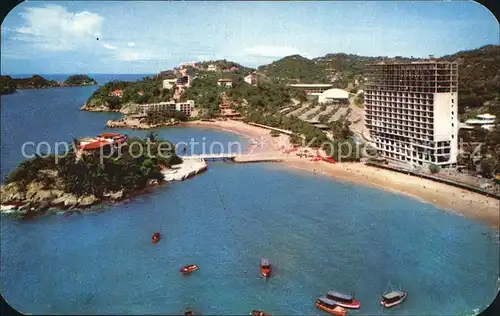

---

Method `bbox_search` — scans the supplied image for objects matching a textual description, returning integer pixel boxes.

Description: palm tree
[146,132,158,143]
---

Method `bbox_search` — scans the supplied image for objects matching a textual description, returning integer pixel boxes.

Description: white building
[244,73,258,86]
[318,88,349,104]
[207,64,219,72]
[364,61,459,168]
[217,78,233,88]
[162,79,177,89]
[138,100,195,117]
[464,113,496,130]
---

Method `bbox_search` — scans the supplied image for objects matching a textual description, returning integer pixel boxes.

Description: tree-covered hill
[0,76,17,95]
[441,45,500,116]
[255,45,499,116]
[0,75,60,94]
[63,75,97,86]
[257,55,327,83]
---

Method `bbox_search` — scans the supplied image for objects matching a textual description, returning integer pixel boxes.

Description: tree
[429,163,441,174]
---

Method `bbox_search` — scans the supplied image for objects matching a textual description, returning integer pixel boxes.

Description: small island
[62,74,98,87]
[0,133,206,218]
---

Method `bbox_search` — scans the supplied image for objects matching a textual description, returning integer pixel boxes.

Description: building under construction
[364,61,458,167]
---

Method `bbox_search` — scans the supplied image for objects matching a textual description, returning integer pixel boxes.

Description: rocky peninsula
[0,136,206,218]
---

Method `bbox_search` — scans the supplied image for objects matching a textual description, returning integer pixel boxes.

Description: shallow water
[1,84,499,315]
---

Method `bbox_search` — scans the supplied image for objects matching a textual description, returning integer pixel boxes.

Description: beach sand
[183,120,500,229]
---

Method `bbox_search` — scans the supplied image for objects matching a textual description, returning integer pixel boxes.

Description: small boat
[380,290,407,308]
[180,264,199,275]
[152,232,161,244]
[315,296,347,316]
[260,258,272,278]
[327,291,360,309]
[184,308,194,316]
[250,310,271,316]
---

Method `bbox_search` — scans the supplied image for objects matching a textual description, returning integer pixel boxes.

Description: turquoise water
[1,84,499,315]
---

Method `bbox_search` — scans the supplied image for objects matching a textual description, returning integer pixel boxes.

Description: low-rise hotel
[138,100,195,117]
[364,61,459,168]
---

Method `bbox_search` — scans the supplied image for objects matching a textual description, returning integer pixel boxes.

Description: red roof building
[109,89,124,98]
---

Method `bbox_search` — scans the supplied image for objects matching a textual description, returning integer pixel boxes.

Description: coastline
[184,120,500,229]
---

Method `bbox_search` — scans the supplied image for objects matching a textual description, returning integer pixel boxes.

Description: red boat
[322,156,337,164]
[260,258,272,278]
[327,291,360,309]
[380,290,407,308]
[315,297,347,316]
[152,232,161,244]
[250,310,271,316]
[180,264,199,275]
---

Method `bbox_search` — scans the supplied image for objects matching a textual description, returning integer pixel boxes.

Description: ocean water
[1,83,499,315]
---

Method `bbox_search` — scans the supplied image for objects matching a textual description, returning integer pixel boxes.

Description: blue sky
[1,1,498,74]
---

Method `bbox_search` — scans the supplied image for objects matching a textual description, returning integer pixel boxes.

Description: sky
[1,1,498,74]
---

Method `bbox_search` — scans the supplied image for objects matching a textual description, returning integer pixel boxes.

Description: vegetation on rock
[1,136,182,214]
[63,75,97,86]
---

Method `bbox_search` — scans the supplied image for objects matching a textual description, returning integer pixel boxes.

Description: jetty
[181,153,285,163]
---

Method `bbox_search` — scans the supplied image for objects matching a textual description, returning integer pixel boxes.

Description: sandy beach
[184,120,500,229]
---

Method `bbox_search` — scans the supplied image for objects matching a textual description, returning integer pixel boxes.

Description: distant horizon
[2,43,497,76]
[1,1,498,74]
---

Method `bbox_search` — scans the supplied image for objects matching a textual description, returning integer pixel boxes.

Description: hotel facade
[138,100,195,117]
[364,61,458,168]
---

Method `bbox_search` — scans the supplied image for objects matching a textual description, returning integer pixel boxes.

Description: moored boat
[250,310,271,316]
[260,258,272,278]
[180,264,199,275]
[326,291,360,309]
[380,290,407,308]
[315,296,347,316]
[152,232,161,244]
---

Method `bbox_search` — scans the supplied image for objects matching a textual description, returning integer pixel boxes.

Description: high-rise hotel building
[364,62,458,167]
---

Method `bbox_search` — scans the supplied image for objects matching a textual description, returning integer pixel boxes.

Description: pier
[181,153,285,163]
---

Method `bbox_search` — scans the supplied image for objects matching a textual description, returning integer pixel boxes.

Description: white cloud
[15,5,103,51]
[102,43,117,50]
[243,45,303,58]
[127,42,136,47]
[119,52,141,61]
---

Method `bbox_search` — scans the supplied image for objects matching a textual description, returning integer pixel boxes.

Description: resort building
[176,75,192,88]
[137,100,195,117]
[109,89,124,98]
[318,88,349,104]
[464,113,496,130]
[78,133,128,154]
[288,83,334,96]
[244,73,258,86]
[364,61,459,168]
[179,61,200,69]
[162,79,177,89]
[219,93,242,118]
[217,78,233,88]
[207,64,219,72]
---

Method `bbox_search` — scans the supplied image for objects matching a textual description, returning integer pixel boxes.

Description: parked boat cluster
[152,234,406,315]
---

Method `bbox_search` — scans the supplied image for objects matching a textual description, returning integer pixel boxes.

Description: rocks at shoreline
[0,158,206,218]
[106,116,179,129]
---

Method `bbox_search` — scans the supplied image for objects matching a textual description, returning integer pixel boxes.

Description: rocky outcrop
[80,98,117,112]
[106,117,179,129]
